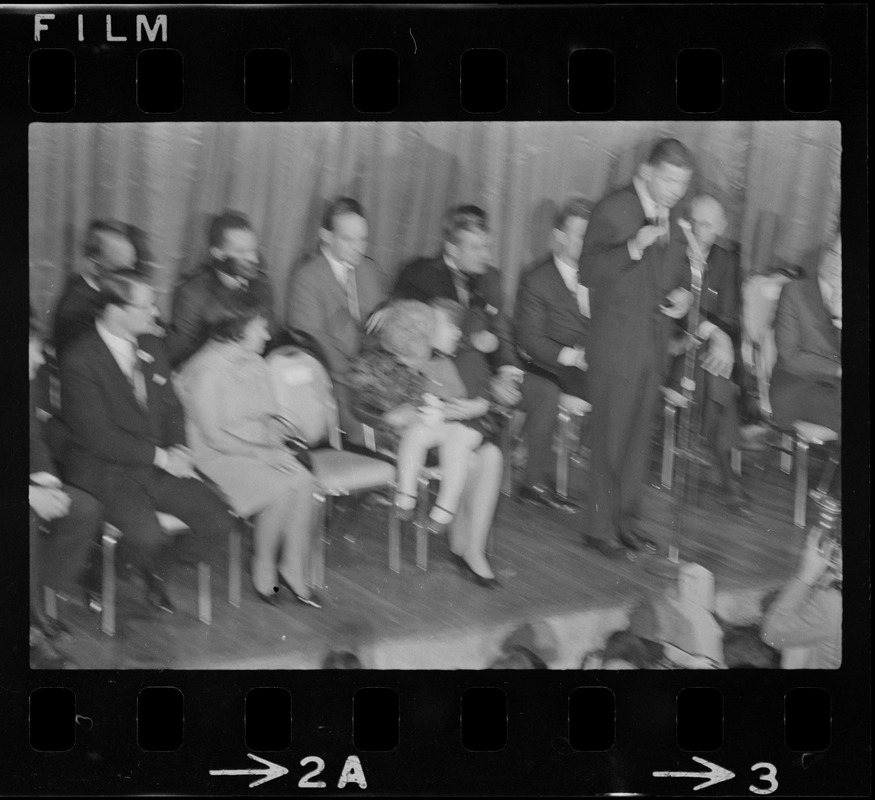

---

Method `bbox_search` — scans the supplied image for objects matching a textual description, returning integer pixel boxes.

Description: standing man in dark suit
[285,197,387,446]
[513,199,593,512]
[670,194,753,516]
[770,234,842,435]
[52,220,140,360]
[29,316,102,666]
[579,139,695,559]
[61,269,238,613]
[167,210,274,368]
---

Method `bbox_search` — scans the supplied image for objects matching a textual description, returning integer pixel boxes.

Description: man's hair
[646,138,695,171]
[208,291,270,343]
[321,197,366,232]
[83,219,134,261]
[602,630,653,669]
[208,210,253,250]
[429,297,464,329]
[722,624,781,669]
[321,650,364,669]
[97,268,152,310]
[442,204,489,244]
[553,198,594,231]
[487,645,549,670]
[379,300,435,360]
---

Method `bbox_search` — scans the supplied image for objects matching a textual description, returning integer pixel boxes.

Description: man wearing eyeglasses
[167,210,275,368]
[60,269,238,616]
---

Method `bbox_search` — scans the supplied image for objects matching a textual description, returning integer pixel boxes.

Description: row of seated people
[31,145,841,662]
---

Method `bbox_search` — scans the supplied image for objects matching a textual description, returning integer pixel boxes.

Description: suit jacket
[60,331,187,494]
[698,243,742,345]
[514,254,589,381]
[167,264,275,367]
[30,398,57,477]
[771,275,841,386]
[393,255,519,370]
[52,274,102,358]
[285,252,386,377]
[578,184,690,379]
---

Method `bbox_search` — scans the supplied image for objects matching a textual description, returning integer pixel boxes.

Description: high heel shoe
[427,504,455,536]
[277,574,323,609]
[449,553,500,589]
[394,492,419,523]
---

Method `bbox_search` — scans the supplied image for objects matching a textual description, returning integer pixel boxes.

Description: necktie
[129,344,148,408]
[345,267,361,322]
[451,269,470,307]
[656,208,670,247]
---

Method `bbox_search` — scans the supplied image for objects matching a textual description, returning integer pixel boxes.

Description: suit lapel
[93,334,148,416]
[545,260,581,316]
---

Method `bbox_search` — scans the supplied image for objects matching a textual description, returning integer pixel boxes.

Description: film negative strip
[2,3,869,796]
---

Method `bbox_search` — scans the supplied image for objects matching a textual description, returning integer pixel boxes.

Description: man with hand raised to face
[578,138,695,560]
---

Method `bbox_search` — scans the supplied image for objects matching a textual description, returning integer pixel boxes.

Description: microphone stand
[646,220,707,579]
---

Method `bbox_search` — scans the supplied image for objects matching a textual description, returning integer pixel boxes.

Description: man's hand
[444,397,490,421]
[701,328,734,378]
[632,223,667,254]
[29,486,71,521]
[365,306,390,334]
[267,447,300,474]
[165,446,197,479]
[491,373,521,407]
[659,288,693,319]
[470,330,499,354]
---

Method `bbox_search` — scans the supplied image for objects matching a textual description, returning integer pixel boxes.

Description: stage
[41,443,814,670]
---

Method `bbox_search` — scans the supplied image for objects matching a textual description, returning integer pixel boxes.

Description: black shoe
[619,530,658,553]
[518,484,579,514]
[144,574,175,615]
[450,553,500,589]
[278,574,323,609]
[583,536,635,561]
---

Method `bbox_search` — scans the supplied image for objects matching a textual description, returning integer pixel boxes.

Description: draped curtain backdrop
[29,121,841,326]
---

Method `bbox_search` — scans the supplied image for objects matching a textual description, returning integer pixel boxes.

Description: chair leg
[101,525,118,637]
[556,407,571,499]
[388,504,402,574]
[661,403,677,490]
[228,526,242,608]
[794,438,810,528]
[500,414,514,497]
[44,586,58,621]
[311,495,327,589]
[780,433,793,474]
[731,447,742,477]
[414,474,430,572]
[197,563,212,625]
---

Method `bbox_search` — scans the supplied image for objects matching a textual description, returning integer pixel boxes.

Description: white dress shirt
[323,246,360,320]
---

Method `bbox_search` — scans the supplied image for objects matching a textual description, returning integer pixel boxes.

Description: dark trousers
[94,468,237,576]
[588,364,661,543]
[30,486,102,615]
[519,371,561,488]
[771,375,841,437]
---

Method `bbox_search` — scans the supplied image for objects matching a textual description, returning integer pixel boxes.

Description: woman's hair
[722,624,781,669]
[487,645,548,670]
[379,300,435,360]
[321,650,363,669]
[601,630,653,669]
[208,290,269,343]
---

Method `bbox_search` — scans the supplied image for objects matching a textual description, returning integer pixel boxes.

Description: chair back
[741,272,793,419]
[266,346,342,450]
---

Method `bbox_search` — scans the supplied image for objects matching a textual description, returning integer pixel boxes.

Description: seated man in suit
[167,210,275,368]
[770,234,842,436]
[60,269,239,614]
[285,197,387,446]
[513,199,593,512]
[52,220,141,360]
[29,315,102,667]
[667,194,754,516]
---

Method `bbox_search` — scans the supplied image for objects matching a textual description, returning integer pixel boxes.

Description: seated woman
[346,299,502,587]
[175,292,321,609]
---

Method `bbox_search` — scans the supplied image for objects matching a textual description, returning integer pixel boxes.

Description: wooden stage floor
[45,443,820,670]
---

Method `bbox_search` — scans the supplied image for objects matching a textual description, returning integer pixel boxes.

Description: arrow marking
[653,756,735,791]
[210,753,289,788]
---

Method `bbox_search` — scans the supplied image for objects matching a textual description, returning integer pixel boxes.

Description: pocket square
[485,304,498,316]
[152,374,167,386]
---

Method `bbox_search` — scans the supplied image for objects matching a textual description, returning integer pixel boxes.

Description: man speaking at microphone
[578,139,695,559]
